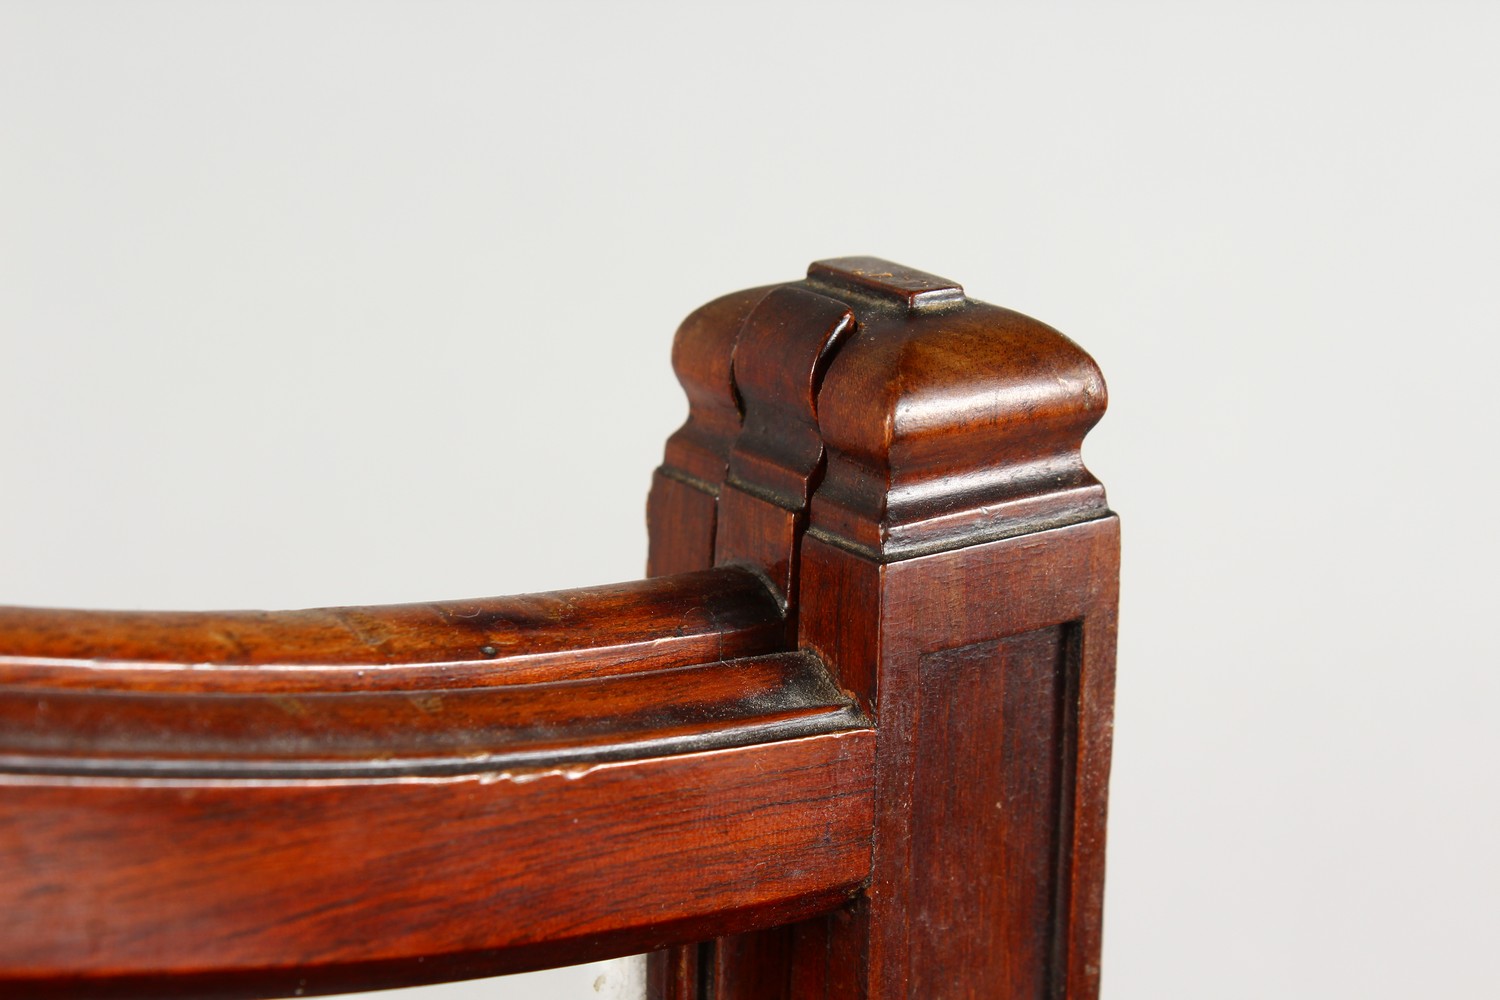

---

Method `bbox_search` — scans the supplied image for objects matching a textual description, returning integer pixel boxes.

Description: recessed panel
[910,625,1076,1000]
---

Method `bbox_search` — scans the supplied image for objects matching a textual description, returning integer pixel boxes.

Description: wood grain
[646,285,771,578]
[0,562,875,995]
[3,256,1120,999]
[0,650,864,778]
[645,257,1120,998]
[1,731,872,997]
[0,567,780,693]
[910,627,1074,998]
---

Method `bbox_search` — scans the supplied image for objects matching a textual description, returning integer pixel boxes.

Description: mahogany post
[647,258,1119,999]
[646,285,767,578]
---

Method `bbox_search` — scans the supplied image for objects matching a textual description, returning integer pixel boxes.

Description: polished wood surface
[647,257,1118,999]
[2,257,1117,999]
[0,648,862,777]
[0,567,782,692]
[797,519,1119,999]
[646,285,769,579]
[4,733,871,997]
[0,565,874,995]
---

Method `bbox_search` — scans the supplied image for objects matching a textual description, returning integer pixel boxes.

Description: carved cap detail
[810,284,1108,559]
[663,258,1110,561]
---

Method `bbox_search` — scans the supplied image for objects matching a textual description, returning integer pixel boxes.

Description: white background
[3,3,1498,997]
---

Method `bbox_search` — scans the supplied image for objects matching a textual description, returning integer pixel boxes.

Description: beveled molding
[0,568,869,779]
[657,256,1111,563]
[0,566,878,993]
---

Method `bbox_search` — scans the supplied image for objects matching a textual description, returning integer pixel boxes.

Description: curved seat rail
[0,568,874,997]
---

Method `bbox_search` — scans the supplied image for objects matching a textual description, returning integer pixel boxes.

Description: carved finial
[724,287,855,510]
[809,275,1109,559]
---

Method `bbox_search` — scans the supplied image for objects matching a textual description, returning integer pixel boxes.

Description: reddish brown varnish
[0,257,1118,1000]
[0,567,782,693]
[648,257,1117,1000]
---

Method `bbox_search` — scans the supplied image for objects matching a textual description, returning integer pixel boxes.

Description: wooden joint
[0,256,1118,1000]
[651,257,1119,1000]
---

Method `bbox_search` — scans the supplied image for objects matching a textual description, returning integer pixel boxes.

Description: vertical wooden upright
[646,284,767,578]
[647,258,1118,1000]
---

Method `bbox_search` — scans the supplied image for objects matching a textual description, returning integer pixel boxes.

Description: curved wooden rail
[0,568,874,997]
[0,567,784,692]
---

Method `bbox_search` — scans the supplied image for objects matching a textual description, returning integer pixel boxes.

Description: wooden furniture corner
[0,257,1119,1000]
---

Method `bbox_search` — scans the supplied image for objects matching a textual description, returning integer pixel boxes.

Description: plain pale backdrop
[3,2,1498,998]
